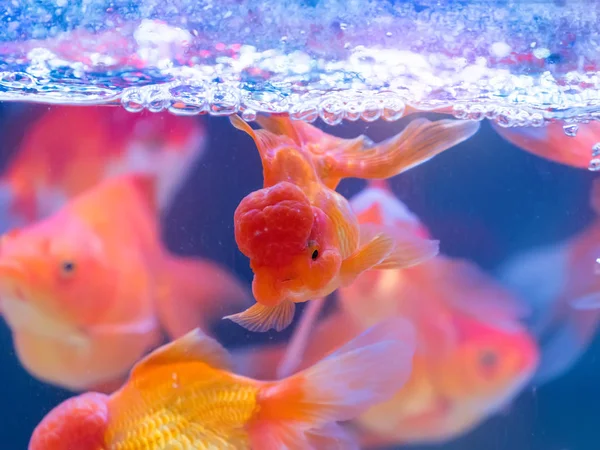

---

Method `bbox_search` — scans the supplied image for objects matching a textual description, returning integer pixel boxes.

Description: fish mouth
[0,289,90,349]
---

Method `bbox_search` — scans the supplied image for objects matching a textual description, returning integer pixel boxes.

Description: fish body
[226,114,480,332]
[29,318,416,450]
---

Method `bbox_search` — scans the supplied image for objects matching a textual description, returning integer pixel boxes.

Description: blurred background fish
[0,174,250,393]
[0,105,206,231]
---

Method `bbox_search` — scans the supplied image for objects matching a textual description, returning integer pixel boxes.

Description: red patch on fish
[234,182,314,266]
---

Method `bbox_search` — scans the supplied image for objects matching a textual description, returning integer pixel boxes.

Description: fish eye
[478,349,498,369]
[311,249,319,260]
[60,261,76,276]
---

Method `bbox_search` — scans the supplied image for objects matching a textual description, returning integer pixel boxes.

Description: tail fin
[324,118,480,180]
[157,255,252,338]
[29,392,109,450]
[248,318,416,449]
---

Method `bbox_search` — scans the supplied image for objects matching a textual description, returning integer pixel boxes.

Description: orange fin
[230,114,296,161]
[224,300,296,332]
[364,224,439,269]
[157,255,252,339]
[29,392,109,450]
[321,118,480,180]
[248,318,416,449]
[340,231,394,282]
[131,328,232,378]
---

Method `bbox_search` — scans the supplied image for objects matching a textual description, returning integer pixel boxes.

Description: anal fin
[224,301,296,332]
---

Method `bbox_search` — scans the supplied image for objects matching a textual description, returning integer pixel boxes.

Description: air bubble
[344,101,363,121]
[530,113,545,127]
[452,104,468,119]
[121,88,145,113]
[380,95,405,122]
[145,86,171,113]
[241,108,257,121]
[496,108,516,127]
[361,101,382,122]
[319,97,344,126]
[466,105,485,121]
[588,158,600,171]
[209,87,240,116]
[289,104,319,123]
[592,143,600,157]
[563,123,579,136]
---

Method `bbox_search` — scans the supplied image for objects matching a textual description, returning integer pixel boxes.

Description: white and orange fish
[0,174,250,393]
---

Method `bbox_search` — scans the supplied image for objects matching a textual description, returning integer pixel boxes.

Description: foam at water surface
[0,0,600,126]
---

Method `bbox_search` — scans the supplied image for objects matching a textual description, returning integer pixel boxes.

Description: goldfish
[28,317,416,450]
[0,105,205,230]
[497,178,600,384]
[235,180,539,447]
[225,113,480,332]
[490,121,600,169]
[0,174,250,392]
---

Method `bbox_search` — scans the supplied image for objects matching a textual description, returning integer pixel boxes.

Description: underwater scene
[1,0,600,449]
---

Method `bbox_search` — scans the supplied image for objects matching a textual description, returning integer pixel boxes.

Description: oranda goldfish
[0,174,250,392]
[0,105,205,230]
[235,180,539,447]
[225,113,480,332]
[29,318,416,450]
[498,178,600,384]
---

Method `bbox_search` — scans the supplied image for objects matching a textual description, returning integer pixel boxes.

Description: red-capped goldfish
[0,105,205,230]
[225,114,480,332]
[0,174,250,392]
[29,318,416,450]
[491,121,600,169]
[498,178,600,384]
[235,180,539,447]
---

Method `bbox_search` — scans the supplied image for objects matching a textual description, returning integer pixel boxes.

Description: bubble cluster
[0,1,597,127]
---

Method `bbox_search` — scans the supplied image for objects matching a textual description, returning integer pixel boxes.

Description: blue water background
[0,103,598,449]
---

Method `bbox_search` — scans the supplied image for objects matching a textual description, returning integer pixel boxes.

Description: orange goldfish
[29,318,416,450]
[225,113,480,332]
[235,180,539,447]
[491,121,600,169]
[498,178,600,384]
[0,105,205,230]
[0,174,250,392]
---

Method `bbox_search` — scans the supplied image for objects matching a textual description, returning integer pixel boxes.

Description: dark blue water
[0,103,597,449]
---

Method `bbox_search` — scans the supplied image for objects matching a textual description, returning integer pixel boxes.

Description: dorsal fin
[130,328,233,377]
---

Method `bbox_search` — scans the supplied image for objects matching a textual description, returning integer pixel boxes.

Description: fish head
[235,182,342,305]
[438,315,539,411]
[0,212,115,340]
[29,392,109,450]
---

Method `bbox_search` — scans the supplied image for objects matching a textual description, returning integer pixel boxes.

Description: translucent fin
[321,118,480,180]
[590,178,600,215]
[370,226,440,269]
[157,255,252,339]
[340,232,394,282]
[131,328,233,377]
[224,300,296,332]
[230,114,296,160]
[277,297,326,379]
[29,392,109,450]
[249,318,415,449]
[571,293,600,310]
[306,423,360,450]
